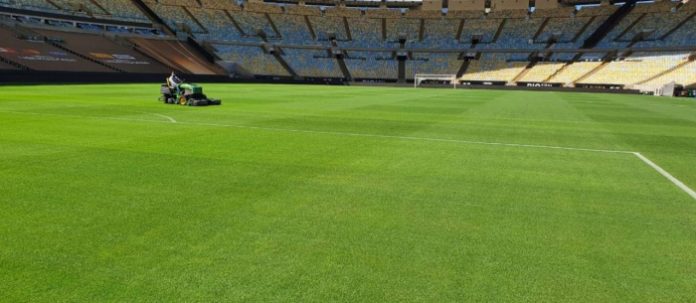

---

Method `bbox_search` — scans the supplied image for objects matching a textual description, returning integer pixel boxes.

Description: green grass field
[1,84,696,302]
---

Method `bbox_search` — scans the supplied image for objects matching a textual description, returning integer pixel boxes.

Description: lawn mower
[160,73,221,106]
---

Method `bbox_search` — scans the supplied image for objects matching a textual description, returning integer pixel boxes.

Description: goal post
[414,74,458,88]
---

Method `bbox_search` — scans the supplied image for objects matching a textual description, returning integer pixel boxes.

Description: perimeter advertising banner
[89,52,152,65]
[1,47,76,62]
[516,82,563,88]
[575,83,625,90]
[460,80,506,86]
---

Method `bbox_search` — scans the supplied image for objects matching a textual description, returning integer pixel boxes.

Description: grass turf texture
[1,84,696,302]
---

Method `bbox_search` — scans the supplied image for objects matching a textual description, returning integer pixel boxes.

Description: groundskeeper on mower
[160,73,221,106]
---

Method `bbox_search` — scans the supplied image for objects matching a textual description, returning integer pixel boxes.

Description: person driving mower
[166,72,182,94]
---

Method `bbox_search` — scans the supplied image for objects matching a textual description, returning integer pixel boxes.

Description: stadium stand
[3,0,55,12]
[1,0,150,23]
[406,52,462,77]
[309,15,348,41]
[462,53,528,83]
[536,15,593,44]
[231,11,278,39]
[0,0,694,93]
[282,48,343,78]
[420,18,460,48]
[35,28,170,73]
[519,61,567,83]
[581,52,691,86]
[197,0,240,10]
[343,17,384,48]
[385,17,421,45]
[547,60,604,85]
[94,0,150,22]
[625,2,683,42]
[491,17,544,49]
[129,37,224,75]
[147,4,205,33]
[51,0,105,15]
[0,25,114,72]
[596,14,644,48]
[634,55,696,91]
[458,17,501,44]
[188,8,248,42]
[271,13,315,44]
[0,60,19,70]
[637,3,696,47]
[344,51,398,80]
[214,44,290,77]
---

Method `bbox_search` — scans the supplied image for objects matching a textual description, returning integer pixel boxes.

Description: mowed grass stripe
[0,109,637,154]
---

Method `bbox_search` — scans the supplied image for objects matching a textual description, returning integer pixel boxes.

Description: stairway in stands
[12,24,124,72]
[0,24,32,71]
[270,48,299,79]
[511,22,558,85]
[130,0,175,35]
[582,0,638,49]
[130,0,225,75]
[0,55,31,71]
[48,39,126,72]
[110,35,183,73]
[541,1,638,85]
[331,40,352,81]
[543,63,567,83]
[633,52,696,88]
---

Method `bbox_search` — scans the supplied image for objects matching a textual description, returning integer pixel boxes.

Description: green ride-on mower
[160,73,221,106]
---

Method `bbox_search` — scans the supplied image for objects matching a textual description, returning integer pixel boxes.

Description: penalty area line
[181,121,636,155]
[633,152,696,201]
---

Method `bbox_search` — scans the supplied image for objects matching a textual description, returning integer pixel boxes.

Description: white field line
[633,152,696,200]
[190,121,637,154]
[2,109,695,200]
[152,113,177,123]
[136,111,176,123]
[0,110,635,154]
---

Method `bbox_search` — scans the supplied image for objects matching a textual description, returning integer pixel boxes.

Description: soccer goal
[654,81,676,97]
[414,74,458,88]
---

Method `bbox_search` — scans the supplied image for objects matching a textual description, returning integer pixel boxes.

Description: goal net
[414,74,458,88]
[655,81,676,97]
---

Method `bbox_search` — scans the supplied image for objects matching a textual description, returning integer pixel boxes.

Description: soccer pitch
[1,84,695,301]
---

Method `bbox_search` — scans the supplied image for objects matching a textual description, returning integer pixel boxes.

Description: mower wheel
[178,96,187,105]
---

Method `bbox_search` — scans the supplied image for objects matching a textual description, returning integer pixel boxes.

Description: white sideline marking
[2,109,695,200]
[633,152,696,200]
[153,113,177,123]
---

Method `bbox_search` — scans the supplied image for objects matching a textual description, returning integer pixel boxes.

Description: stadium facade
[0,0,694,95]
